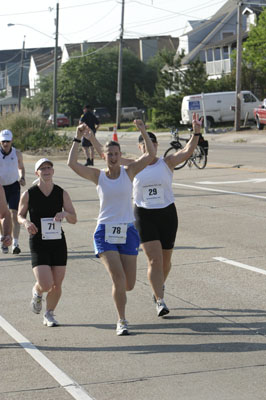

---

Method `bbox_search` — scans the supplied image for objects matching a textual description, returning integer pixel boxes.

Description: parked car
[253,99,266,130]
[47,114,70,127]
[93,107,111,123]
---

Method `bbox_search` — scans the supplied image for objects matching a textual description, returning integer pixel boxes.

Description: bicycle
[163,128,208,170]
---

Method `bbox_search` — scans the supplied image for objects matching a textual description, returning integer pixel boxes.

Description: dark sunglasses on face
[1,140,11,143]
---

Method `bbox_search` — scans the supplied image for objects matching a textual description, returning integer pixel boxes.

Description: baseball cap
[0,129,13,141]
[138,131,157,143]
[35,158,53,172]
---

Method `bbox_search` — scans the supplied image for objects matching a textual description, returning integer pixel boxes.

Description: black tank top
[28,184,65,243]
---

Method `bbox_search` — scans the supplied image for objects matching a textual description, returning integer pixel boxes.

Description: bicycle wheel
[192,145,207,169]
[164,146,188,170]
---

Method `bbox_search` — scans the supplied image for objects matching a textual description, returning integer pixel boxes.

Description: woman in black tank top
[18,158,77,327]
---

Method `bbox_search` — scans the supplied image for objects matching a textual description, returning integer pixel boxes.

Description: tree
[242,8,266,98]
[138,50,210,127]
[57,47,157,120]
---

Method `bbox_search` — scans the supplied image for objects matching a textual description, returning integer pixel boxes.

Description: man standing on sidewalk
[79,105,100,166]
[0,129,26,254]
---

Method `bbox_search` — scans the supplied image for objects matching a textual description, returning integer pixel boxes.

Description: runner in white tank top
[68,120,156,336]
[119,113,203,317]
[0,129,26,255]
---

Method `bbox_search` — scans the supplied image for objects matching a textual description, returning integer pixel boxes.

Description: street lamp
[7,23,53,39]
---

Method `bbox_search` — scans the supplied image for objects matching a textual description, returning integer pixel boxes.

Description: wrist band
[193,133,200,136]
[73,138,81,143]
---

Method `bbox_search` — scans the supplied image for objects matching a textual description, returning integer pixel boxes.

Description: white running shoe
[1,245,8,254]
[43,310,59,327]
[156,299,169,317]
[116,319,129,336]
[30,288,42,314]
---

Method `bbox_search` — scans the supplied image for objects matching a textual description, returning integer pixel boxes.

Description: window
[243,93,256,103]
[214,47,221,61]
[207,49,213,62]
[222,46,229,59]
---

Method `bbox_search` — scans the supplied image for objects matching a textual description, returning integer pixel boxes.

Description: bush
[0,108,71,151]
[151,95,182,129]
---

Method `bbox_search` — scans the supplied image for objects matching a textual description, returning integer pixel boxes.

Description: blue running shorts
[94,223,140,257]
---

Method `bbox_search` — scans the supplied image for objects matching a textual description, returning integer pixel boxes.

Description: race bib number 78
[105,223,127,244]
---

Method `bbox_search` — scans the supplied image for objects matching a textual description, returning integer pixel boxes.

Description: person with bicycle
[119,113,202,316]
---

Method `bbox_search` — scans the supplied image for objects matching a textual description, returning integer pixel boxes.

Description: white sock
[13,238,19,247]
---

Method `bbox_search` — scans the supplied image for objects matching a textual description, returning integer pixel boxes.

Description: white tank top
[96,166,134,224]
[133,157,175,209]
[0,147,19,186]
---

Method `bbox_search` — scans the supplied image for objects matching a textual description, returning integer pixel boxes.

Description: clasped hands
[76,123,93,140]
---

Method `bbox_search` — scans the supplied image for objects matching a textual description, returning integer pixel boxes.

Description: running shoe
[12,245,21,255]
[30,288,42,314]
[156,299,169,317]
[1,245,8,254]
[43,310,59,327]
[116,319,129,336]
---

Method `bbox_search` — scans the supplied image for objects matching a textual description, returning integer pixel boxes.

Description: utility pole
[18,36,25,112]
[116,0,125,129]
[53,3,59,129]
[234,1,243,131]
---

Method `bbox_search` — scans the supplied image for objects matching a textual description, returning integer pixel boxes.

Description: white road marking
[172,182,266,200]
[213,257,266,275]
[197,178,266,185]
[0,315,94,400]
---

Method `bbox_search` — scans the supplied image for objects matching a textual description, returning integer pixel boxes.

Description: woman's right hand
[24,220,38,235]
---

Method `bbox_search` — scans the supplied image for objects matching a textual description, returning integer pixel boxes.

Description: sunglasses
[1,140,11,143]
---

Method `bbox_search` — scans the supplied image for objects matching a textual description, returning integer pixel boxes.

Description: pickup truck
[253,99,266,130]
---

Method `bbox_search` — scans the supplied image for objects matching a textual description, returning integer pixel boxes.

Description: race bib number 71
[41,217,62,240]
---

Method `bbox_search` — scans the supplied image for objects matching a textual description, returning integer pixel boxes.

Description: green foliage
[242,8,266,98]
[150,95,182,128]
[57,47,157,120]
[0,108,70,151]
[138,50,210,128]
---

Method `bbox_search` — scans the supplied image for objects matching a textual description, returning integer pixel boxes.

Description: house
[28,49,62,98]
[0,47,57,114]
[176,0,266,79]
[61,36,179,64]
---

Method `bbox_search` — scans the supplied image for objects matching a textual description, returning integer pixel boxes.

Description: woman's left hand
[54,211,66,222]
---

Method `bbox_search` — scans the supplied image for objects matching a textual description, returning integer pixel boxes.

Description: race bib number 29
[143,185,164,205]
[41,218,62,240]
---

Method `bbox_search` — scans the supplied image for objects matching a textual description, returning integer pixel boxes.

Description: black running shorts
[29,237,67,268]
[134,203,178,249]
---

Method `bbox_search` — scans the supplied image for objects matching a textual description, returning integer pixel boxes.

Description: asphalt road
[1,133,266,400]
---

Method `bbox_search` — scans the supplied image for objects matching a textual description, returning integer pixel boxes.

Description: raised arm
[164,113,202,171]
[67,124,100,185]
[126,119,156,180]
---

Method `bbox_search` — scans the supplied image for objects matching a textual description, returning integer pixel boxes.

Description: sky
[0,0,228,51]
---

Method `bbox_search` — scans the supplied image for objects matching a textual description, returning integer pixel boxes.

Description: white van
[121,107,138,121]
[180,91,260,127]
